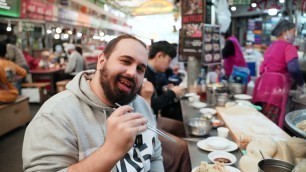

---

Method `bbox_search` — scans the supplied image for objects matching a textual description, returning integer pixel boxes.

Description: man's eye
[137,66,145,73]
[121,60,131,64]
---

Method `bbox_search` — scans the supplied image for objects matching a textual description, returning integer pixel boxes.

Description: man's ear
[156,52,164,60]
[96,53,106,70]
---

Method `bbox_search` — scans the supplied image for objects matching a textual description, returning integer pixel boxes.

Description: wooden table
[180,99,243,169]
[30,67,64,94]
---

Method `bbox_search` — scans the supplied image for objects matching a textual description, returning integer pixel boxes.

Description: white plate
[206,136,230,150]
[192,165,241,172]
[234,94,252,100]
[208,151,237,166]
[199,108,217,116]
[197,139,238,152]
[185,93,197,97]
[192,102,207,109]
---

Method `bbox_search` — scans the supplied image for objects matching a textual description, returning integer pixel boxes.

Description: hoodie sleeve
[22,112,78,172]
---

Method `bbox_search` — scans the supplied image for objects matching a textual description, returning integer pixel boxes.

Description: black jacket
[145,66,183,121]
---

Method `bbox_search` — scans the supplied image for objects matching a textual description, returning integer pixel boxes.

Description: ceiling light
[54,34,60,39]
[47,29,52,34]
[67,30,73,35]
[56,27,62,33]
[231,6,237,11]
[279,0,285,3]
[251,3,257,8]
[6,20,11,32]
[77,32,82,38]
[268,8,278,16]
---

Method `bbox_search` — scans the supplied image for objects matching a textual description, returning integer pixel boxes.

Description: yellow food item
[196,161,229,172]
[296,120,306,132]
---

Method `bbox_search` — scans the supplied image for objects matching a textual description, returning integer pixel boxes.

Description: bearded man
[22,35,164,172]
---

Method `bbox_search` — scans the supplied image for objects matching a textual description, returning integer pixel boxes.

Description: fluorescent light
[231,6,237,11]
[268,8,278,16]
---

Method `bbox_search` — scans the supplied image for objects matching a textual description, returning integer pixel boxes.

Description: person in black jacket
[145,41,186,122]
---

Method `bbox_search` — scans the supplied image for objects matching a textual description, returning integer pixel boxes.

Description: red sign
[21,0,56,21]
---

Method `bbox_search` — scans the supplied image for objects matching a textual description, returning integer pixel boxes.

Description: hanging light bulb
[6,20,12,32]
[231,6,237,11]
[251,3,257,8]
[279,0,285,3]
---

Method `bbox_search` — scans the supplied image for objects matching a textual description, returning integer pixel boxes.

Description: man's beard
[99,65,138,105]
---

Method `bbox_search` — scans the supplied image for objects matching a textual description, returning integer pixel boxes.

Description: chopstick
[115,103,176,143]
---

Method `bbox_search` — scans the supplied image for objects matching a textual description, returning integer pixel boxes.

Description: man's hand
[140,79,154,102]
[104,105,148,156]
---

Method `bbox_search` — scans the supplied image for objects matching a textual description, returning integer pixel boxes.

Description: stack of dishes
[197,136,238,152]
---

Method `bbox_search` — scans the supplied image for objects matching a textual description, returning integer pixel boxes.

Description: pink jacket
[224,36,247,76]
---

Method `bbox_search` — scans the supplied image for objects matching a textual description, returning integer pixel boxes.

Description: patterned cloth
[6,44,29,68]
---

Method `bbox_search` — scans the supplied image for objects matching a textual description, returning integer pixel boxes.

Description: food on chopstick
[195,161,229,172]
[296,120,306,132]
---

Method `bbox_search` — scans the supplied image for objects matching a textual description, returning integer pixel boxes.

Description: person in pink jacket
[221,32,247,77]
[253,19,306,128]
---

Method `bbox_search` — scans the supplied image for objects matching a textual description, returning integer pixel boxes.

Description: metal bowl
[187,118,212,136]
[258,159,295,172]
[285,109,306,138]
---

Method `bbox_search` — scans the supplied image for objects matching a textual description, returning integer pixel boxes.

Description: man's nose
[126,66,137,78]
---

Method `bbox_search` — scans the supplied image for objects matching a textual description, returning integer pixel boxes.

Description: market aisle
[0,104,40,172]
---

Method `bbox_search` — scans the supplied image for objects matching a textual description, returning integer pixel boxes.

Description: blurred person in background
[0,41,26,103]
[23,34,163,171]
[139,78,191,172]
[146,41,186,124]
[253,19,306,128]
[64,44,85,74]
[5,34,29,71]
[222,31,247,77]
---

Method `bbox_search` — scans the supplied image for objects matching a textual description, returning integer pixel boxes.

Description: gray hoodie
[22,70,163,172]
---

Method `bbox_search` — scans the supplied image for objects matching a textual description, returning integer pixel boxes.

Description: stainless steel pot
[258,159,295,172]
[187,118,212,136]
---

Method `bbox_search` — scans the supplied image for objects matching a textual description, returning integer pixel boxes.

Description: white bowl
[208,151,237,166]
[191,102,207,109]
[234,94,252,101]
[184,93,197,97]
[199,108,217,116]
[206,136,230,150]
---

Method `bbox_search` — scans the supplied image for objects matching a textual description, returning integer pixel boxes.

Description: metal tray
[285,109,306,138]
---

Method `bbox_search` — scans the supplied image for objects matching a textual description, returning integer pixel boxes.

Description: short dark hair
[148,41,176,59]
[103,34,146,59]
[0,41,7,57]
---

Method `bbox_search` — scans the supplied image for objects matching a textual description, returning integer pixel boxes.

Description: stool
[21,82,50,103]
[56,80,71,93]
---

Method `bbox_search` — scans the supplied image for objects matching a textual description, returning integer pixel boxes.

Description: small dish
[234,94,252,101]
[192,166,241,172]
[206,136,230,150]
[191,102,207,109]
[184,93,197,97]
[199,108,217,116]
[208,151,237,166]
[197,139,238,152]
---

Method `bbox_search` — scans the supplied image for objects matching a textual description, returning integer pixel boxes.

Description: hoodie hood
[66,70,114,113]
